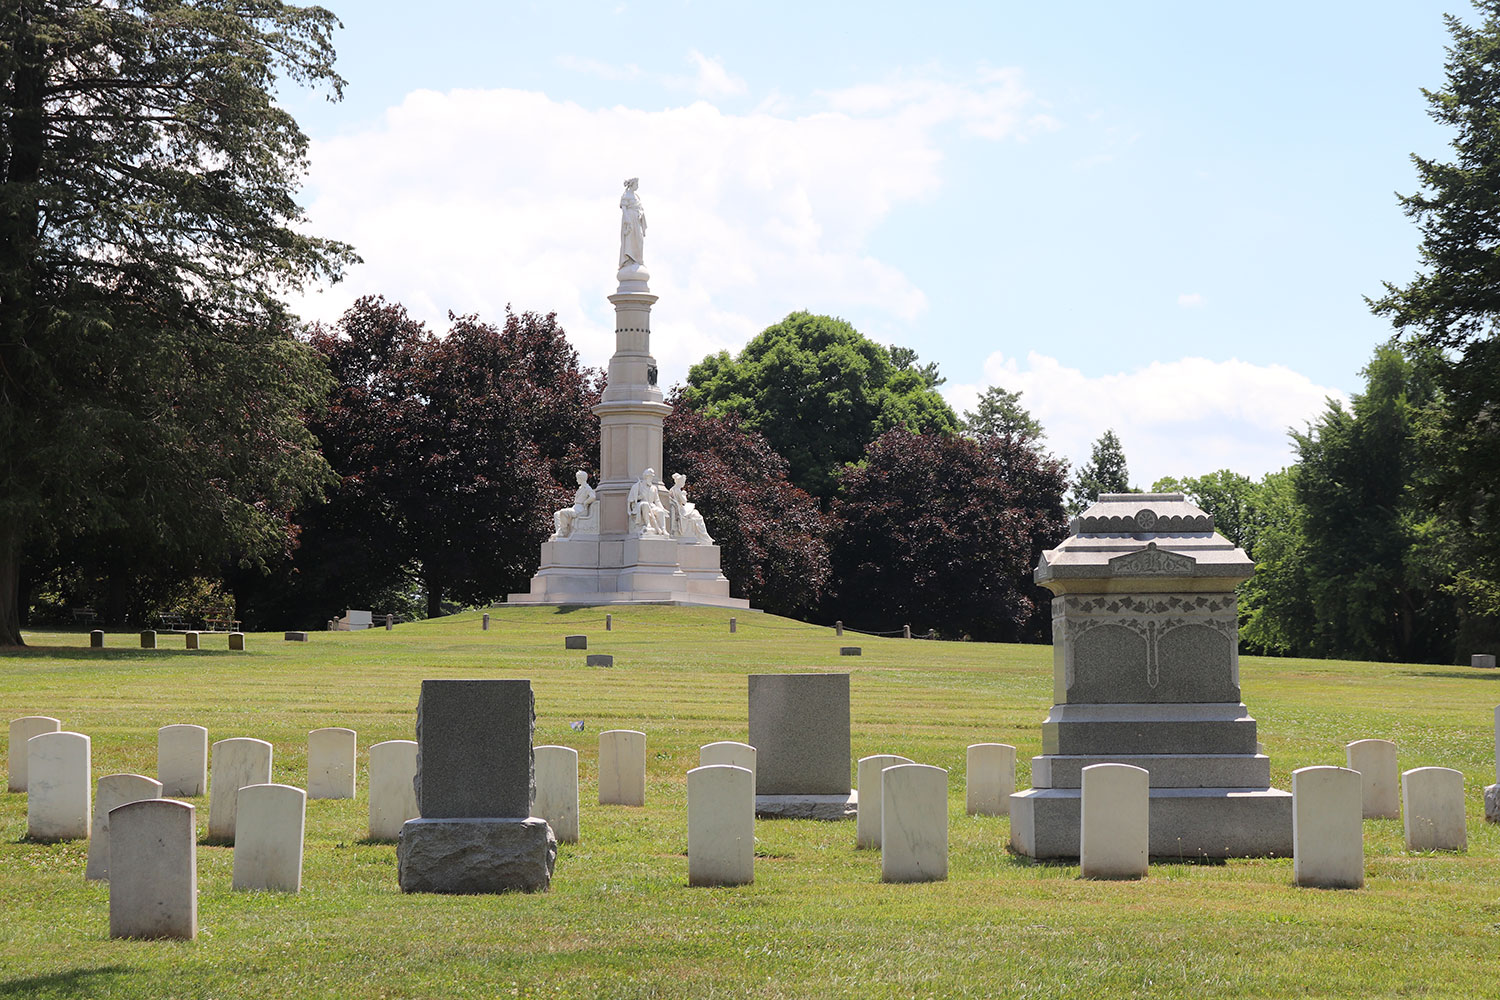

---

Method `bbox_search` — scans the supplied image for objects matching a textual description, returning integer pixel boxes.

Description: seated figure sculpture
[668,473,713,545]
[552,470,598,539]
[627,468,670,536]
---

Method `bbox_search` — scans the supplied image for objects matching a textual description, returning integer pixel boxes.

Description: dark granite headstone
[415,679,534,819]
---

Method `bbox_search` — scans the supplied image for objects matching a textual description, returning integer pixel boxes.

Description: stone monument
[396,679,556,893]
[749,673,856,819]
[508,180,748,610]
[1009,493,1293,859]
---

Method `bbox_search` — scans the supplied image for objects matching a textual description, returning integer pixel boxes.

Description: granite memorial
[748,673,855,819]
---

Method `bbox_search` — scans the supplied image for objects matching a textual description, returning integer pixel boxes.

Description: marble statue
[552,470,598,539]
[627,467,669,536]
[619,178,646,268]
[668,473,713,545]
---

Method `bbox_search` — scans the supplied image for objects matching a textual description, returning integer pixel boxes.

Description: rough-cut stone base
[755,791,857,820]
[397,817,556,893]
[1009,786,1292,859]
[1485,783,1500,823]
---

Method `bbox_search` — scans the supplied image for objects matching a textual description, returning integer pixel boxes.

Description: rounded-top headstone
[109,798,197,940]
[87,773,164,880]
[1402,766,1467,852]
[1345,739,1399,820]
[881,763,949,883]
[1080,762,1149,880]
[207,737,273,843]
[1292,765,1363,889]
[158,724,209,797]
[9,716,61,792]
[27,730,92,840]
[367,739,419,841]
[856,754,914,849]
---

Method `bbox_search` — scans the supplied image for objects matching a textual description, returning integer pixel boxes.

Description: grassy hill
[2,605,1498,999]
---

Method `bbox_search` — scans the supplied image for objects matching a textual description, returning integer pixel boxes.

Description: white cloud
[291,73,1044,383]
[1177,292,1205,308]
[687,51,746,98]
[944,352,1346,486]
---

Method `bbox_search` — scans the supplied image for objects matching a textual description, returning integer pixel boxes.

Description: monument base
[508,535,752,610]
[755,791,858,820]
[1008,786,1292,860]
[397,817,557,893]
[1486,784,1500,823]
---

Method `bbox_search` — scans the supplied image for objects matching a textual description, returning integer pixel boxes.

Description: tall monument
[508,180,749,609]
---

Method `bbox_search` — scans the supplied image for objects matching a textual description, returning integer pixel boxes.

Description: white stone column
[965,743,1016,816]
[880,763,948,883]
[1292,765,1363,888]
[599,730,647,806]
[86,774,163,881]
[27,731,91,840]
[1345,739,1399,820]
[8,716,60,792]
[207,737,272,843]
[307,727,357,800]
[109,799,197,940]
[1402,766,1466,852]
[232,783,307,892]
[157,724,208,797]
[1080,762,1148,880]
[856,754,913,849]
[368,740,419,841]
[687,764,754,886]
[535,745,580,843]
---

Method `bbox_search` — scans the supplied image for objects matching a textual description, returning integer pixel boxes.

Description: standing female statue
[619,178,646,268]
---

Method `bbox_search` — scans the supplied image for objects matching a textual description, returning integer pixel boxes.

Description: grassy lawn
[3,605,1499,999]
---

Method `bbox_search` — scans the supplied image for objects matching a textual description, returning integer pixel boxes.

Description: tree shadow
[0,967,132,998]
[1397,669,1500,681]
[1,646,238,662]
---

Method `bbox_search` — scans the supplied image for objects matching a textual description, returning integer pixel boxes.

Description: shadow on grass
[0,967,132,998]
[1398,669,1500,681]
[354,836,397,846]
[0,646,239,662]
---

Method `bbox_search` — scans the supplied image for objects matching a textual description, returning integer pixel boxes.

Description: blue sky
[283,1,1460,485]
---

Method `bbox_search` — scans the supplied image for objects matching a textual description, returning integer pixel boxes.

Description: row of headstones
[94,631,249,650]
[10,718,423,840]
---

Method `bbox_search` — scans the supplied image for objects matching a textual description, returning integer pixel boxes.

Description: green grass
[3,605,1500,999]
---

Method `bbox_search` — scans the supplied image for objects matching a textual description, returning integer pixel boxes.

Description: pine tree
[1068,429,1133,514]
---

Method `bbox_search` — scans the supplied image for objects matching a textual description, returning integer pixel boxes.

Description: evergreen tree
[1068,429,1133,514]
[963,386,1046,445]
[1372,0,1500,646]
[1,2,356,644]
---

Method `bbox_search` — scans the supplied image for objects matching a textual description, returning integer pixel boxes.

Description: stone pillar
[606,614,612,631]
[881,763,948,883]
[368,739,419,841]
[687,765,754,886]
[903,624,911,639]
[109,799,197,940]
[855,754,913,849]
[27,731,91,840]
[385,614,394,631]
[8,716,60,792]
[1292,766,1363,889]
[729,617,737,634]
[157,724,208,797]
[966,743,1016,817]
[835,621,843,636]
[534,745,580,844]
[482,613,490,631]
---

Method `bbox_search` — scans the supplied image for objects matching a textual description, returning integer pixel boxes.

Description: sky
[280,1,1463,487]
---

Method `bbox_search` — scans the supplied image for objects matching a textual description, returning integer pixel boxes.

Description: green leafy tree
[1068,429,1133,514]
[888,344,945,389]
[0,2,356,645]
[1240,346,1456,662]
[963,386,1046,445]
[1152,470,1261,556]
[1372,0,1500,648]
[682,313,958,498]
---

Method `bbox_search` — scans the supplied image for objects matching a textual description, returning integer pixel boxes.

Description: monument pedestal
[397,817,557,894]
[754,791,858,820]
[1009,494,1292,860]
[509,536,750,608]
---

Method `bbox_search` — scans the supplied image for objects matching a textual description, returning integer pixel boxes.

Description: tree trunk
[0,525,25,647]
[425,575,443,620]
